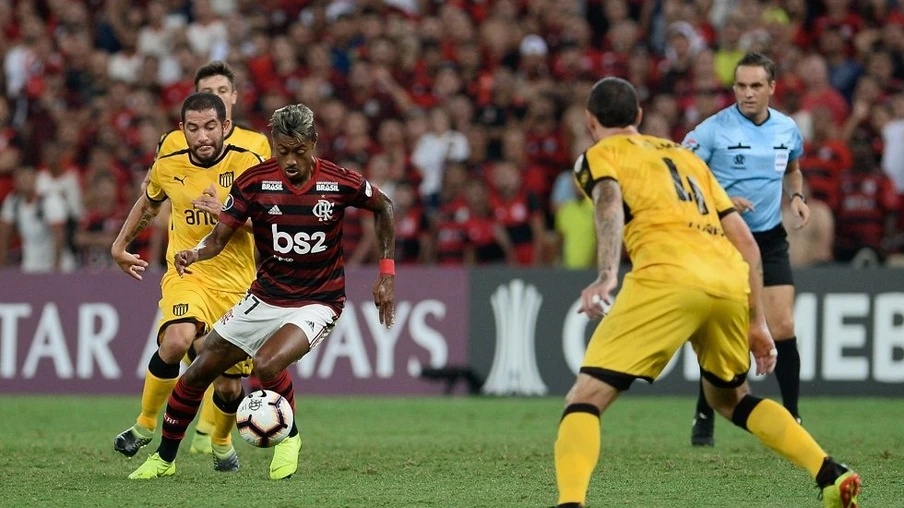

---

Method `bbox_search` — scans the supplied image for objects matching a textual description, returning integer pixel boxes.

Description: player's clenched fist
[174,249,200,277]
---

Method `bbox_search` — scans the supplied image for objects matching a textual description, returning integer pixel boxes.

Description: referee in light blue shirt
[682,52,810,447]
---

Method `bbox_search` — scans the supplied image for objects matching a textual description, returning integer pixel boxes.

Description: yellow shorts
[582,276,751,390]
[157,276,254,376]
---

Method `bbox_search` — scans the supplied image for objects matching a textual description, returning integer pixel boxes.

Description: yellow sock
[211,397,235,447]
[745,398,826,477]
[195,386,216,435]
[555,405,601,506]
[136,371,178,432]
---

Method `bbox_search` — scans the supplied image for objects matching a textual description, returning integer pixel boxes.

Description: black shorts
[752,224,794,287]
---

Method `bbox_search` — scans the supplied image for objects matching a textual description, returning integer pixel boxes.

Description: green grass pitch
[0,395,901,507]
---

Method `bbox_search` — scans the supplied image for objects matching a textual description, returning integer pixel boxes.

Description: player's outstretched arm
[579,178,623,320]
[173,221,238,277]
[721,211,776,375]
[111,194,163,281]
[366,189,395,328]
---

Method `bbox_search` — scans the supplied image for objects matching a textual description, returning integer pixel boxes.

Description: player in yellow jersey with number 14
[552,77,860,508]
[111,92,263,473]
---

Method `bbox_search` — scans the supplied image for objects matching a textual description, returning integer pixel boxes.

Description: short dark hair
[194,60,235,90]
[269,104,316,143]
[735,52,776,82]
[181,92,227,123]
[586,77,639,128]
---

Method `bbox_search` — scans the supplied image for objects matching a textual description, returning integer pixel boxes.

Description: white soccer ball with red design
[235,390,294,448]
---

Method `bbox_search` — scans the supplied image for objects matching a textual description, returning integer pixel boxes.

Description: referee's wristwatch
[790,192,807,204]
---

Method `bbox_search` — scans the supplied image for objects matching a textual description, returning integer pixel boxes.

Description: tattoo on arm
[749,258,764,320]
[121,199,162,246]
[126,209,156,244]
[592,179,624,274]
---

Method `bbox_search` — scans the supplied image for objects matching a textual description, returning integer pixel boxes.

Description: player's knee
[252,357,281,382]
[729,394,763,431]
[707,395,739,420]
[213,377,243,402]
[563,374,614,413]
[158,336,193,363]
[766,303,795,337]
[772,316,795,340]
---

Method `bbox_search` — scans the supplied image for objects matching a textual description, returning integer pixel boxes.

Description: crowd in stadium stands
[1,0,903,272]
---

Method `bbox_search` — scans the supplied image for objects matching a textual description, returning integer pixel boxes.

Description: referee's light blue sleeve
[790,126,804,161]
[682,123,713,164]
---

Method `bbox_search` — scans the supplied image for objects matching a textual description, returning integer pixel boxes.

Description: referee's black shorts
[752,224,794,287]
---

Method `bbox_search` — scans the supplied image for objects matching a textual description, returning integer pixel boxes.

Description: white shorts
[213,292,338,357]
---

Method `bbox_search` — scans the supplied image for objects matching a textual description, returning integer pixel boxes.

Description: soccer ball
[235,390,294,448]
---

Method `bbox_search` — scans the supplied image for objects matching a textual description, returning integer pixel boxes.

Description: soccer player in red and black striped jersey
[128,104,395,481]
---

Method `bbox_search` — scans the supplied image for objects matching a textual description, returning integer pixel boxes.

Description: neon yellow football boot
[128,453,176,480]
[269,434,302,480]
[189,431,213,455]
[820,469,861,508]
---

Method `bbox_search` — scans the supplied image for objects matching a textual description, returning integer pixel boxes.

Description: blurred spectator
[0,97,21,202]
[463,179,514,265]
[819,27,863,102]
[393,180,431,264]
[641,111,672,139]
[431,161,470,265]
[137,1,178,59]
[880,96,904,193]
[812,0,864,48]
[73,171,123,271]
[836,141,899,262]
[523,93,569,188]
[0,165,75,272]
[783,183,835,267]
[489,160,545,265]
[864,50,901,95]
[841,76,883,145]
[36,141,83,257]
[800,54,850,127]
[186,0,227,59]
[777,75,813,141]
[107,28,143,84]
[659,21,704,95]
[411,107,469,207]
[713,15,744,87]
[553,179,596,270]
[4,15,43,99]
[798,107,852,209]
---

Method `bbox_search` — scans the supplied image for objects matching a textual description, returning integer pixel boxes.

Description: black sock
[288,422,298,438]
[148,351,180,379]
[158,437,180,463]
[695,374,714,419]
[774,337,801,418]
[815,456,846,488]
